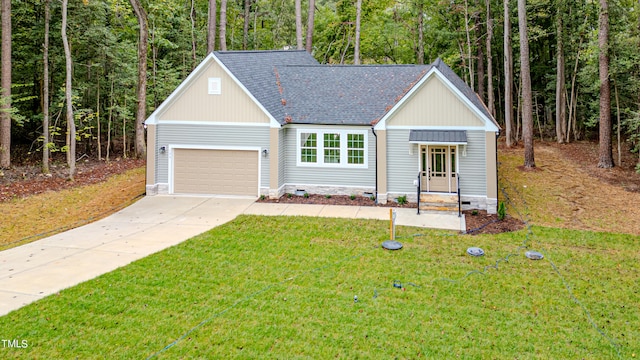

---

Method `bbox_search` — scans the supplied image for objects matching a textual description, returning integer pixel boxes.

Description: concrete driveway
[0,196,464,316]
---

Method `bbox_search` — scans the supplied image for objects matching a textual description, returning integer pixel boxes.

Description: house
[144,50,500,213]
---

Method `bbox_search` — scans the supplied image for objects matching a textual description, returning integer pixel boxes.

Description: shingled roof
[276,65,430,125]
[214,50,320,122]
[213,50,497,128]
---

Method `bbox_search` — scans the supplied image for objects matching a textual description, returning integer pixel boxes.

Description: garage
[172,148,259,196]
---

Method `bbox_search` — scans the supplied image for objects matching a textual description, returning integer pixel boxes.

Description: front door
[420,145,457,193]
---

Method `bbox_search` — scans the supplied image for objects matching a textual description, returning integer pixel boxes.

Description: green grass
[1,216,638,358]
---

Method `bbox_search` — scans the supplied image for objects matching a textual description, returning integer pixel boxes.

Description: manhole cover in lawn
[525,251,544,260]
[467,247,485,257]
[382,240,403,250]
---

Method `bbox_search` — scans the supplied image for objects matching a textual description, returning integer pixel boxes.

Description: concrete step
[419,193,458,204]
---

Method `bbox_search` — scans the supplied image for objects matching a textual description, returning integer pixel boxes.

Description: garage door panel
[173,149,259,196]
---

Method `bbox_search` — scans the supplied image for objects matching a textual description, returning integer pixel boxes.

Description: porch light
[159,146,167,154]
[262,149,269,157]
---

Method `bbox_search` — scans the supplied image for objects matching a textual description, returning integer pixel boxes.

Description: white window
[208,77,221,95]
[296,129,368,168]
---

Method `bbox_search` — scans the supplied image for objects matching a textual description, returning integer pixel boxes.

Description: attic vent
[208,77,221,95]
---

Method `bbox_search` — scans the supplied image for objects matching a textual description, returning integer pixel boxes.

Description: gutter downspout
[371,127,378,204]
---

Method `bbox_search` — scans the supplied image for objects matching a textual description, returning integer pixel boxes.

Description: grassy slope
[0,216,637,358]
[0,167,146,249]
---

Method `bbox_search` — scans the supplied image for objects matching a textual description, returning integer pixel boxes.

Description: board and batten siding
[157,61,270,124]
[283,126,375,188]
[386,75,485,128]
[155,123,270,187]
[386,129,487,197]
[279,128,287,188]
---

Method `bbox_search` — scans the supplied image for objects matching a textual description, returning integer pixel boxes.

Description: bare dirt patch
[500,141,640,235]
[0,158,145,202]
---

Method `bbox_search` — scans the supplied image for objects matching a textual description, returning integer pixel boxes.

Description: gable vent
[208,77,221,95]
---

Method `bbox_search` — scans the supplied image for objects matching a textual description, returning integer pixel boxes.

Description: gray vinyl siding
[156,123,270,186]
[283,126,375,187]
[458,130,487,196]
[387,129,420,193]
[386,129,487,196]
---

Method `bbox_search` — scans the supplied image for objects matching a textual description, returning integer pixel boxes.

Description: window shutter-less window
[208,78,221,95]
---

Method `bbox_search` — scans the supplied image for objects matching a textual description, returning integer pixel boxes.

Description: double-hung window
[297,129,368,168]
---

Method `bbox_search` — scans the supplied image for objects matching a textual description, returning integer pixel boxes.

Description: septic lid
[382,240,403,250]
[525,251,544,260]
[467,247,485,257]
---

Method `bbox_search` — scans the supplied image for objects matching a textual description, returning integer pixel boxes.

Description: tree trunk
[0,0,11,168]
[486,0,494,116]
[306,0,316,53]
[417,0,425,65]
[597,0,613,168]
[295,0,303,50]
[243,0,250,50]
[130,0,148,159]
[475,6,485,101]
[42,0,50,173]
[207,0,217,53]
[614,82,621,166]
[219,0,227,51]
[62,0,75,179]
[504,0,514,147]
[464,0,474,90]
[190,0,197,68]
[354,0,362,64]
[555,4,566,143]
[518,0,535,168]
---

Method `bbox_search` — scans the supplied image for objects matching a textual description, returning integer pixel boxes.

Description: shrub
[350,194,356,200]
[325,194,332,199]
[497,201,506,221]
[303,192,310,198]
[259,195,266,201]
[397,195,408,205]
[471,210,478,216]
[286,193,293,198]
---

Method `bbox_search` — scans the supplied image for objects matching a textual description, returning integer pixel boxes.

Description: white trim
[387,125,486,131]
[409,141,467,145]
[295,129,369,169]
[373,67,499,132]
[282,183,375,190]
[145,53,282,129]
[168,145,262,196]
[156,120,270,127]
[208,77,221,95]
[418,144,459,193]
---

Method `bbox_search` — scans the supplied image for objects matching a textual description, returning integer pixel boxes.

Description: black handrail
[457,172,461,217]
[416,172,421,215]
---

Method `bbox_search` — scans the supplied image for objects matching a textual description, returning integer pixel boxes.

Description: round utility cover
[382,240,403,250]
[525,251,544,260]
[467,247,485,257]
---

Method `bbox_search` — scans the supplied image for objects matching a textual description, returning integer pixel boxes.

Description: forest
[0,0,639,175]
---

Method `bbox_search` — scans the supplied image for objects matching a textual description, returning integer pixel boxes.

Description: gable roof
[146,50,499,131]
[214,50,320,123]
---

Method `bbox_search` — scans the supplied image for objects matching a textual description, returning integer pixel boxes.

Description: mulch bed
[258,194,525,234]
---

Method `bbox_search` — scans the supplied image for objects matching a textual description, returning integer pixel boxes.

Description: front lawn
[0,216,637,358]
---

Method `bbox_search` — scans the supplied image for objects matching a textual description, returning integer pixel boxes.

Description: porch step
[419,194,459,213]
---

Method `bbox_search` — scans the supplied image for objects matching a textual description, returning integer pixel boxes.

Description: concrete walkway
[0,196,464,316]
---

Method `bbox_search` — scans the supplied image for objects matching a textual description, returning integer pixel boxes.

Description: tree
[0,0,11,168]
[518,0,535,168]
[597,0,613,168]
[555,2,566,143]
[42,0,50,174]
[306,0,315,53]
[504,0,514,147]
[208,0,217,53]
[130,0,148,158]
[295,0,303,50]
[243,0,250,50]
[485,0,494,116]
[219,0,227,50]
[62,0,75,178]
[354,0,362,64]
[416,0,425,65]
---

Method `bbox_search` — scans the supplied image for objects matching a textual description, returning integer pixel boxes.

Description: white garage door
[173,148,259,196]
